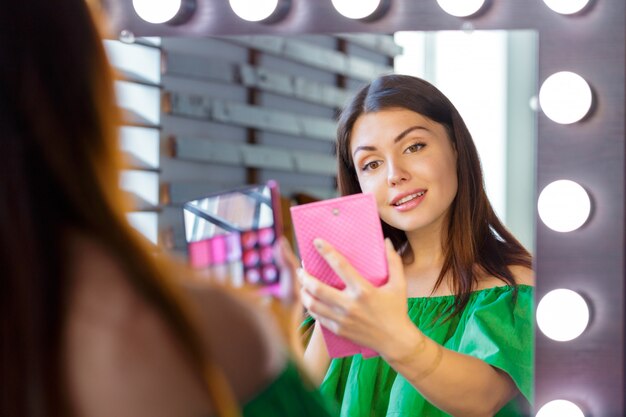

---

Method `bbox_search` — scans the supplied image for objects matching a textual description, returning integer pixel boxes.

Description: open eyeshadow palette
[182,181,282,291]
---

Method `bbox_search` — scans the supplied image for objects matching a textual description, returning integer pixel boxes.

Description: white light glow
[229,0,280,22]
[537,289,589,342]
[538,180,591,232]
[542,0,591,15]
[132,0,182,24]
[436,0,487,17]
[536,399,585,417]
[539,71,592,124]
[331,0,383,20]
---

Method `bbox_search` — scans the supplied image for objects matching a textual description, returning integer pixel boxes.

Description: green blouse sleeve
[452,285,534,404]
[242,361,337,417]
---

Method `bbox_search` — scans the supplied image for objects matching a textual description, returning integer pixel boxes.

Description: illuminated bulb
[229,0,286,22]
[542,0,592,15]
[536,399,585,417]
[133,0,183,24]
[331,0,386,20]
[436,0,487,17]
[539,71,593,124]
[537,289,589,342]
[538,180,591,232]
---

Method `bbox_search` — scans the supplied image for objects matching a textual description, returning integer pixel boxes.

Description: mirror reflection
[109,29,537,416]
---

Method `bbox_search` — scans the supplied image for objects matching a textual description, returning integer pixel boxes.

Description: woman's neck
[402,220,450,297]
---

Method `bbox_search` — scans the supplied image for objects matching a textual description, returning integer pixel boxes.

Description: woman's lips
[391,190,427,212]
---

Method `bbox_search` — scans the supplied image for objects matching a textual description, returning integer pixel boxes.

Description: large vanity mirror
[106,1,626,415]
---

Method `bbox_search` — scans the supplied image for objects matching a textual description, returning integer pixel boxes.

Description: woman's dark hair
[0,1,236,416]
[336,74,532,318]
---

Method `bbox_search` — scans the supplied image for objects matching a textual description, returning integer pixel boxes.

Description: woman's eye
[405,143,425,153]
[362,160,381,171]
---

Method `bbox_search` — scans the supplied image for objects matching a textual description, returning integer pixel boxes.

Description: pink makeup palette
[183,181,283,292]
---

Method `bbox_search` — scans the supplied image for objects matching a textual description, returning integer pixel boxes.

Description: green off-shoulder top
[302,285,534,417]
[241,360,335,416]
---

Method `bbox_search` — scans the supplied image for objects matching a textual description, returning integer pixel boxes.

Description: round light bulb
[542,0,591,15]
[229,0,281,22]
[537,289,589,342]
[331,0,384,20]
[132,0,183,24]
[436,0,487,17]
[536,399,585,417]
[539,71,593,124]
[538,180,591,232]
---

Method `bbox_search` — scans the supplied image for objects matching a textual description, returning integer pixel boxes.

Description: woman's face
[350,108,458,235]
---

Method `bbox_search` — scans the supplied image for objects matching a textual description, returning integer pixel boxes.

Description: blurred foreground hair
[0,1,238,416]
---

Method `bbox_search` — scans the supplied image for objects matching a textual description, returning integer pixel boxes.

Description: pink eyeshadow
[241,231,258,249]
[188,239,212,268]
[225,232,242,262]
[260,246,274,264]
[243,249,260,267]
[262,265,278,283]
[246,268,261,284]
[258,227,275,245]
[210,236,227,264]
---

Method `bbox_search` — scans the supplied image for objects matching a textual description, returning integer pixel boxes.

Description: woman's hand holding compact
[298,238,418,359]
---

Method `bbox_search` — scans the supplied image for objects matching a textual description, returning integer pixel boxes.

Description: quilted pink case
[290,193,388,359]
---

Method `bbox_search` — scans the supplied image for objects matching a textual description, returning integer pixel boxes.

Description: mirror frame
[109,1,626,414]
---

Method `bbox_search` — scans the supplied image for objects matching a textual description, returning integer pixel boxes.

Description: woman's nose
[387,162,410,186]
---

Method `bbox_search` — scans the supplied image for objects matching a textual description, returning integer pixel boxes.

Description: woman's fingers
[300,287,344,319]
[313,238,373,293]
[298,268,346,309]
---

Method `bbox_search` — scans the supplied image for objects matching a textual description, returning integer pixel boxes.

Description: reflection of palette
[188,226,278,285]
[182,181,283,295]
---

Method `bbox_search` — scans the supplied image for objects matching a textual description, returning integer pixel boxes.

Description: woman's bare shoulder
[474,264,535,291]
[508,265,535,287]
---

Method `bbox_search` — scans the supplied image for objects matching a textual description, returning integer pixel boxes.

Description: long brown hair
[0,1,236,416]
[336,74,532,318]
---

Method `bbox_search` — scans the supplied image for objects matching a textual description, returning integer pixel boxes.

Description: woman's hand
[298,238,415,358]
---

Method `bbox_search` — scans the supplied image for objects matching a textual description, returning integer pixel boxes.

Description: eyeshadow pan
[226,232,242,262]
[243,249,260,267]
[258,227,275,245]
[262,265,278,283]
[246,268,261,284]
[210,235,227,264]
[241,230,258,249]
[260,245,274,264]
[188,239,212,268]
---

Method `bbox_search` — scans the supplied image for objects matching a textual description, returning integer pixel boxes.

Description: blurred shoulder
[63,232,285,414]
[183,282,287,387]
[64,232,213,416]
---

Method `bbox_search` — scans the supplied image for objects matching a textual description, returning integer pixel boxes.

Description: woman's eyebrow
[352,125,430,158]
[393,125,430,143]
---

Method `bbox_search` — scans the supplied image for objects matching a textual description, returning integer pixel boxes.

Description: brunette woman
[299,74,534,417]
